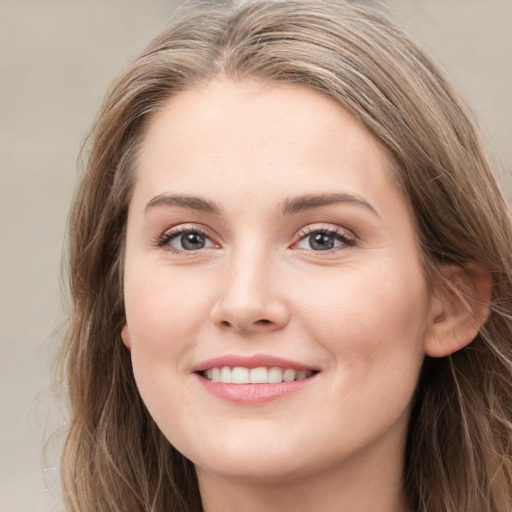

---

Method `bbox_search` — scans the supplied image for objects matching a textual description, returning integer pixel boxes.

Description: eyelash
[155,224,217,253]
[292,225,356,253]
[155,224,356,254]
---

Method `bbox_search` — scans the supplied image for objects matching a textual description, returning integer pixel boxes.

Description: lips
[193,353,318,373]
[193,354,319,402]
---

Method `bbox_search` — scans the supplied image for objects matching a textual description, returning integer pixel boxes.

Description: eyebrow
[281,193,379,217]
[145,193,221,215]
[145,192,378,217]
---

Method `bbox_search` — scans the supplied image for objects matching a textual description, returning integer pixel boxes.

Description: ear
[121,324,132,351]
[424,263,492,358]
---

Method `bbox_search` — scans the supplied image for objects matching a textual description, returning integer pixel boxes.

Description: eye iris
[181,232,205,250]
[309,232,335,251]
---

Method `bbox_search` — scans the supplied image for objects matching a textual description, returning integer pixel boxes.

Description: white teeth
[220,366,231,383]
[203,366,314,384]
[282,368,295,382]
[268,367,283,383]
[231,367,249,384]
[249,367,268,383]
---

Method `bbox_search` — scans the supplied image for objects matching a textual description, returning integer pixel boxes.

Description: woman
[59,1,512,511]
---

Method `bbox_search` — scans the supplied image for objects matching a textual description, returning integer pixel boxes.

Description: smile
[202,366,316,384]
[194,355,320,402]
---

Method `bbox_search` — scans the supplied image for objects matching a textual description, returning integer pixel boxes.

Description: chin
[186,431,352,488]
[172,428,316,484]
[195,453,316,485]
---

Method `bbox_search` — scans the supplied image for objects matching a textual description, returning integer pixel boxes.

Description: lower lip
[196,374,316,403]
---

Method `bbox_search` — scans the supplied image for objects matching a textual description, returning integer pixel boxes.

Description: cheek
[125,267,210,344]
[122,266,215,403]
[295,261,430,378]
[122,269,208,428]
[301,265,429,439]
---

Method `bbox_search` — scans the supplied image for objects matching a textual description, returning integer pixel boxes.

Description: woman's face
[122,80,438,487]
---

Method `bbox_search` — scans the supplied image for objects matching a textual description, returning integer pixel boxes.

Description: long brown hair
[59,1,512,510]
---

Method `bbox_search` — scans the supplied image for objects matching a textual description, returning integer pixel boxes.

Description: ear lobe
[424,263,492,358]
[121,324,132,351]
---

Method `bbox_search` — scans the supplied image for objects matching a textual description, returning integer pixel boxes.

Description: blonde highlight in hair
[59,1,512,510]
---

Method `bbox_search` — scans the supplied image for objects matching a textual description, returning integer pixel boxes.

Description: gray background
[0,1,510,511]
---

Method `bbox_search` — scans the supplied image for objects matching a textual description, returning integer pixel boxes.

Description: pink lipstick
[193,354,319,403]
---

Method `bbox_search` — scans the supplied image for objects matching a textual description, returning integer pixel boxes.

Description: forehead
[133,79,402,210]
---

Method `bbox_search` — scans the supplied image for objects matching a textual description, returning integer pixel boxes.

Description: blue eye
[176,232,207,250]
[295,229,354,251]
[158,228,216,252]
[310,232,336,250]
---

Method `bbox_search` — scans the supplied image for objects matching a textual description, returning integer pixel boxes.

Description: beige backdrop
[1,1,510,511]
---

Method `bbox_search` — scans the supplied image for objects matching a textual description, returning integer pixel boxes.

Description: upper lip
[192,353,319,373]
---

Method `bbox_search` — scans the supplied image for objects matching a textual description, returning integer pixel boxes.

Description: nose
[210,250,290,334]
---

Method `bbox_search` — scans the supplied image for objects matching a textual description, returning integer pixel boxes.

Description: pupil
[310,233,334,251]
[181,232,205,250]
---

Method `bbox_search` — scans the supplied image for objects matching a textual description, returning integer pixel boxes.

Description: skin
[121,80,460,512]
